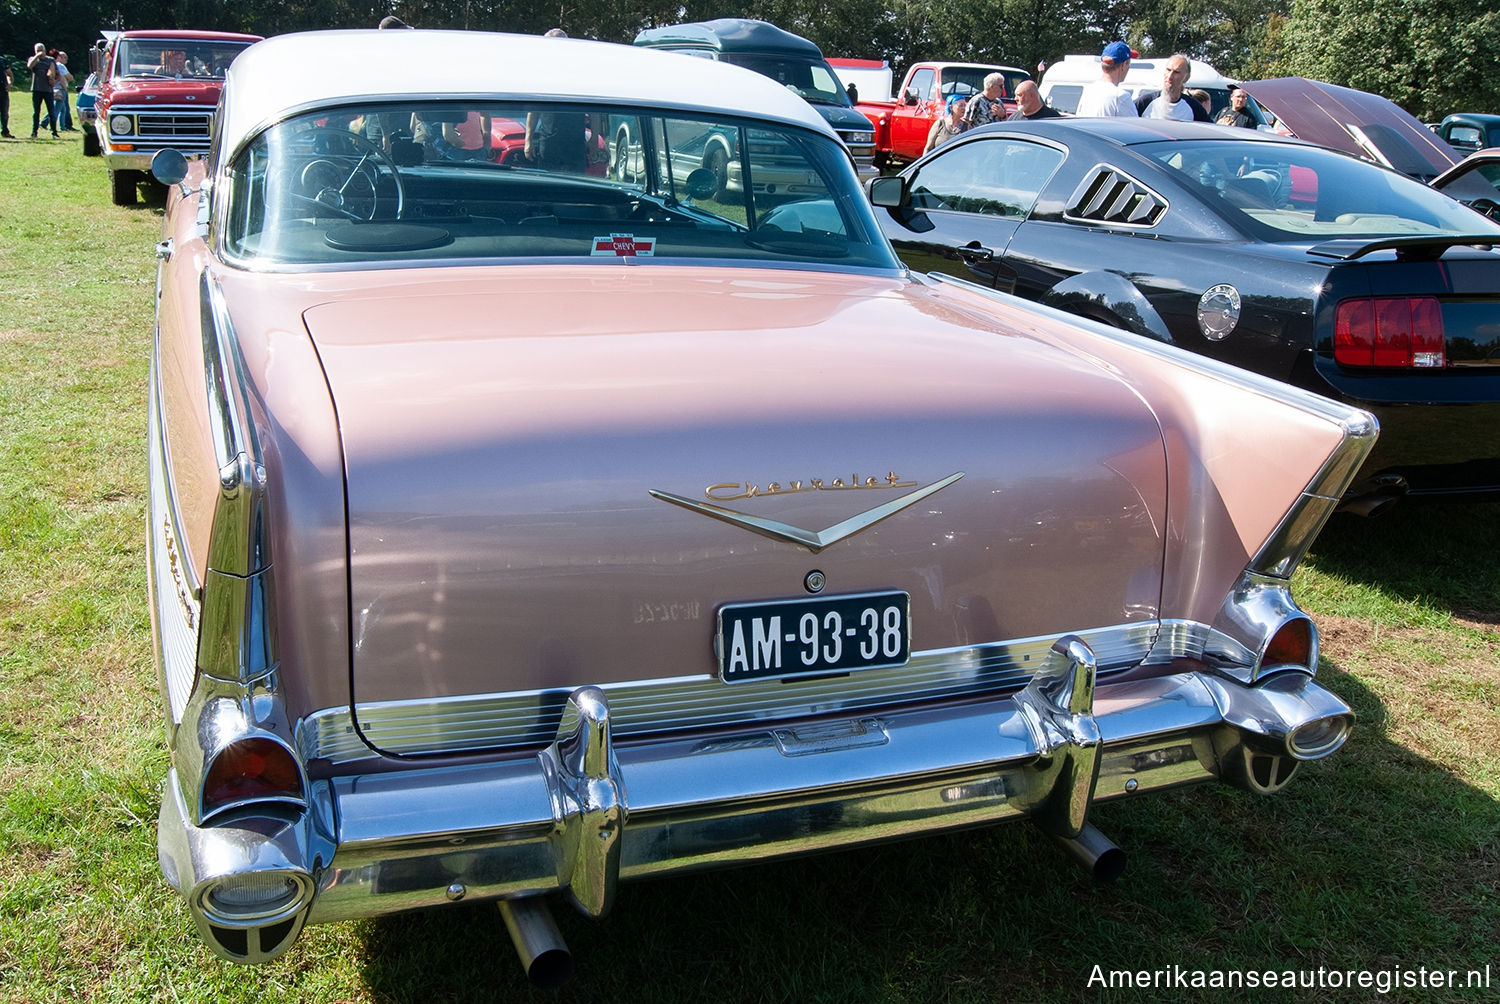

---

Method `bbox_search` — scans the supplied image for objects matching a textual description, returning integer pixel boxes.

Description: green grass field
[1,135,1496,1003]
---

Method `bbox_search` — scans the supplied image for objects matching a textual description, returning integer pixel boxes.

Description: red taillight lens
[1409,297,1445,367]
[1334,299,1374,365]
[1264,618,1314,670]
[1372,298,1412,367]
[1333,296,1445,368]
[202,737,304,814]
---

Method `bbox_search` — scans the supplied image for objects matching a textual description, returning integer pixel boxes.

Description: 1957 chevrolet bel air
[146,28,1375,983]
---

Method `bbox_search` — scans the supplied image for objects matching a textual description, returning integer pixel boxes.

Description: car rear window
[220,100,896,271]
[1144,140,1500,241]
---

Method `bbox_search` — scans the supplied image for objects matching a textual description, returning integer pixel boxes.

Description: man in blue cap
[1075,41,1138,117]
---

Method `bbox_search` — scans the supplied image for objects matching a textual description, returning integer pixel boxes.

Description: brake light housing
[1334,295,1445,368]
[201,737,305,819]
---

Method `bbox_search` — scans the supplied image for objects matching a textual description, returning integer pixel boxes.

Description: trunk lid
[302,267,1169,752]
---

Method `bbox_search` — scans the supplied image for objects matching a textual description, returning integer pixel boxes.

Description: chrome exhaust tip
[1205,672,1355,794]
[1051,822,1126,885]
[1210,672,1355,761]
[498,896,573,989]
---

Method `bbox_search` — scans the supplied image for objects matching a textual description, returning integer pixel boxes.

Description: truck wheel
[611,127,633,182]
[83,129,100,157]
[110,169,138,206]
[705,148,729,200]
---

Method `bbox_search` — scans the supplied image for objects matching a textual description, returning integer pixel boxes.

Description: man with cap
[1075,41,1137,118]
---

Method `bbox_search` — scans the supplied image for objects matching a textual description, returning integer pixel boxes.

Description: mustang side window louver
[1065,167,1167,227]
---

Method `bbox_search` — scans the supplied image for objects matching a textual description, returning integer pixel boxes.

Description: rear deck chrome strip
[297,619,1206,764]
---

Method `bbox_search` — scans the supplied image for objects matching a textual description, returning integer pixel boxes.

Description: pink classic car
[146,29,1376,983]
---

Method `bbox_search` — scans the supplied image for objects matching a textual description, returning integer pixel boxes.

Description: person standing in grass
[1,53,14,138]
[52,50,74,131]
[26,42,57,138]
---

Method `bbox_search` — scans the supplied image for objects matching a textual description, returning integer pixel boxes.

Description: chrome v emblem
[649,472,964,553]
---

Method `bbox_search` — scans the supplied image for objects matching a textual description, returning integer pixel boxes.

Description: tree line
[3,0,1496,120]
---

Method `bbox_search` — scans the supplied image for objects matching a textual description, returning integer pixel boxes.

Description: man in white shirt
[1137,54,1208,121]
[1075,41,1138,118]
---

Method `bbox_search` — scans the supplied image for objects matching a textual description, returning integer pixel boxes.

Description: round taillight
[1263,617,1313,671]
[202,737,304,815]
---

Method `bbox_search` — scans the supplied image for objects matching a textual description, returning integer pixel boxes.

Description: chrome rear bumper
[158,641,1353,963]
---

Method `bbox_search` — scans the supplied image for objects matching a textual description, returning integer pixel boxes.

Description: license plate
[716,591,910,684]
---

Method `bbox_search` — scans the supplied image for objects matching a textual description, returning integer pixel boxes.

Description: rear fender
[1041,271,1174,344]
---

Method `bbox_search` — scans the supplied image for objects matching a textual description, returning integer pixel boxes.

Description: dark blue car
[871,118,1500,510]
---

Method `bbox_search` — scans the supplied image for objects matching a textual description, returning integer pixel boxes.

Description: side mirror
[868,175,908,208]
[902,88,919,106]
[151,148,190,187]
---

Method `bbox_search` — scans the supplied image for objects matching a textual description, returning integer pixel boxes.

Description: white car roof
[216,29,834,159]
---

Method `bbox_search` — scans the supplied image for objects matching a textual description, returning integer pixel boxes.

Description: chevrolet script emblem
[650,472,964,553]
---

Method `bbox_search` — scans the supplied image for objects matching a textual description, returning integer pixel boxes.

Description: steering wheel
[1468,197,1500,222]
[288,126,405,221]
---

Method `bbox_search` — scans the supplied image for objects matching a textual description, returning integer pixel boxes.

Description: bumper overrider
[158,640,1354,968]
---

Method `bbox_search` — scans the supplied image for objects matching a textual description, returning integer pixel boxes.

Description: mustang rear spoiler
[1306,234,1498,262]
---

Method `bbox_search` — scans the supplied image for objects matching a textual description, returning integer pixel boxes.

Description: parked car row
[143,27,1377,984]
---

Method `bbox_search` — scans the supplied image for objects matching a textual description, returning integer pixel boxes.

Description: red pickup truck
[855,62,1030,167]
[89,29,261,205]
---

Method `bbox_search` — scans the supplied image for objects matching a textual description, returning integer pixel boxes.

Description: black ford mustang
[870,118,1500,510]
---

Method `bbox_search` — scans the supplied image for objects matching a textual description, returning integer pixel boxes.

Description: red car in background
[90,29,261,205]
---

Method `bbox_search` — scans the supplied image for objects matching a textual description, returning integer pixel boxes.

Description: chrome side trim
[1250,413,1378,579]
[148,360,203,724]
[197,272,278,685]
[200,270,269,578]
[303,621,1175,764]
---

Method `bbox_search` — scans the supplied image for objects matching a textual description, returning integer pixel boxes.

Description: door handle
[956,243,993,263]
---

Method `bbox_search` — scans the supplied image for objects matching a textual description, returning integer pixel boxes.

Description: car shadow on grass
[351,665,1498,1003]
[1308,502,1500,621]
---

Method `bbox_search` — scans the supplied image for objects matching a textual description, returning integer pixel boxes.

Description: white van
[1039,54,1265,124]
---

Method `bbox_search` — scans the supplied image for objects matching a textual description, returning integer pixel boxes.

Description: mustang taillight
[202,737,304,814]
[1334,296,1445,368]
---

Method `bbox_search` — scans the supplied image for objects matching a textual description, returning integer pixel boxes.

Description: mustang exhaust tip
[1052,822,1126,885]
[498,896,573,989]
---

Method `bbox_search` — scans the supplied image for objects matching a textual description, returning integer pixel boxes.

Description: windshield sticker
[592,234,656,257]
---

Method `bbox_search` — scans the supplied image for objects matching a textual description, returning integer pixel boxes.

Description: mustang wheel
[83,129,100,157]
